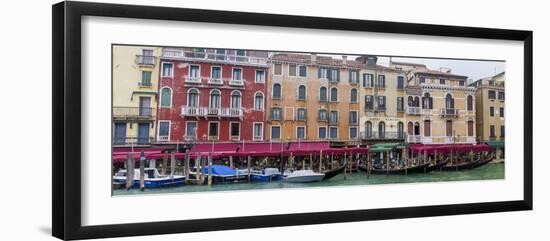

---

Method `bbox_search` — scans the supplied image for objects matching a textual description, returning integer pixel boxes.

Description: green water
[113,163,504,196]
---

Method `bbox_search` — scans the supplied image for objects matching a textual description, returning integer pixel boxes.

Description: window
[209,89,221,108]
[468,121,474,137]
[329,127,338,139]
[296,108,307,121]
[232,68,242,80]
[274,63,282,75]
[211,66,222,79]
[397,122,404,139]
[365,95,374,110]
[499,107,504,117]
[319,87,327,101]
[397,76,404,89]
[319,68,328,79]
[490,125,496,138]
[377,75,385,88]
[467,95,473,111]
[349,127,358,139]
[397,97,404,112]
[498,91,505,100]
[161,62,173,77]
[187,88,199,107]
[272,83,282,99]
[299,65,307,77]
[445,94,454,109]
[490,106,495,117]
[349,70,358,83]
[440,79,445,85]
[446,120,453,137]
[271,126,281,140]
[160,87,172,108]
[289,64,297,76]
[208,122,219,139]
[424,120,431,137]
[185,122,197,138]
[297,126,306,139]
[253,123,263,140]
[318,109,328,121]
[330,87,338,102]
[422,93,433,109]
[349,111,358,124]
[459,80,465,86]
[298,85,306,100]
[141,71,152,86]
[365,121,373,138]
[271,107,282,120]
[378,122,386,138]
[255,69,266,83]
[158,121,170,139]
[500,125,505,138]
[318,127,327,139]
[488,90,496,100]
[230,90,242,109]
[350,88,358,103]
[254,92,264,111]
[141,49,154,64]
[419,76,426,84]
[363,74,373,87]
[329,111,338,123]
[215,49,226,60]
[329,69,339,81]
[230,123,240,139]
[189,65,200,78]
[378,96,386,110]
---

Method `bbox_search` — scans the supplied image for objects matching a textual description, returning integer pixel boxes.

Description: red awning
[410,144,494,154]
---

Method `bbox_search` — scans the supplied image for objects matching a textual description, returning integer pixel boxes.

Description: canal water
[113,162,504,196]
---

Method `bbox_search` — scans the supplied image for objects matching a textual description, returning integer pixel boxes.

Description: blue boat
[250,168,284,182]
[189,165,248,183]
[112,168,185,188]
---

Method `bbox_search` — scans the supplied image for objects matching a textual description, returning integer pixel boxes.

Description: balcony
[157,135,170,142]
[181,106,243,118]
[329,118,339,125]
[113,137,154,146]
[440,108,459,117]
[407,107,422,115]
[361,132,405,140]
[161,49,269,67]
[138,81,152,88]
[184,76,202,84]
[135,55,156,65]
[407,135,421,143]
[113,107,155,120]
[208,78,224,85]
[228,79,244,86]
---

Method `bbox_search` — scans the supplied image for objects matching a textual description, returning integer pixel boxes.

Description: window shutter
[318,68,321,78]
[348,70,352,82]
[327,69,332,81]
[337,70,340,82]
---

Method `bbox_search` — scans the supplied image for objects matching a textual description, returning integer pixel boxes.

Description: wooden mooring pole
[139,151,145,191]
[126,152,134,190]
[184,148,190,184]
[247,155,252,182]
[170,151,176,178]
[161,150,168,175]
[208,152,213,186]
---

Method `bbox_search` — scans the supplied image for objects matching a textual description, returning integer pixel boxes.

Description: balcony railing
[407,107,422,115]
[208,78,224,85]
[184,76,202,83]
[228,79,244,86]
[361,131,405,140]
[440,108,459,117]
[135,55,156,65]
[162,49,269,66]
[181,106,243,118]
[138,81,152,87]
[329,118,339,125]
[407,135,422,143]
[158,136,170,142]
[113,137,154,146]
[113,107,154,119]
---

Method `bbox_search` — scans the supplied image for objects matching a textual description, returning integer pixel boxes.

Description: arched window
[350,88,358,103]
[445,93,454,109]
[272,83,282,99]
[378,122,386,138]
[319,86,327,101]
[408,96,414,107]
[414,96,420,107]
[414,122,420,136]
[365,121,372,138]
[397,122,404,139]
[187,88,199,107]
[254,92,264,111]
[330,87,338,102]
[467,95,473,111]
[424,120,431,137]
[230,90,242,109]
[209,89,221,108]
[298,85,306,100]
[407,122,414,135]
[422,93,432,109]
[160,87,172,108]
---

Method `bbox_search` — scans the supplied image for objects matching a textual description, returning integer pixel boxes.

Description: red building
[156,48,269,143]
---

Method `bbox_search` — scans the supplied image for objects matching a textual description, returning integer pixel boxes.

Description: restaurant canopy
[368,143,401,153]
[485,140,505,149]
[410,144,494,154]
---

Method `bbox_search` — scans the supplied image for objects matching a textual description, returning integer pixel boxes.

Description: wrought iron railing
[113,107,154,118]
[181,106,243,118]
[135,55,156,65]
[361,131,405,140]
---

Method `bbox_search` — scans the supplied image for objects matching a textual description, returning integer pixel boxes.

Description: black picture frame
[52,1,533,240]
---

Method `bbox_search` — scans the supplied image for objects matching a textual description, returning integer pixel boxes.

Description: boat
[322,161,347,180]
[189,165,248,184]
[472,156,494,168]
[284,170,325,183]
[112,168,185,188]
[357,162,430,175]
[426,158,449,172]
[441,157,481,171]
[250,168,284,182]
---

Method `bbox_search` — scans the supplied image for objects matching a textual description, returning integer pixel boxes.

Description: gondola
[322,161,347,180]
[472,156,494,168]
[441,157,481,171]
[358,162,430,175]
[426,158,449,172]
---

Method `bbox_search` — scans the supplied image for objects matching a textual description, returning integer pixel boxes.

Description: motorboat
[250,168,284,182]
[284,170,325,183]
[112,168,185,188]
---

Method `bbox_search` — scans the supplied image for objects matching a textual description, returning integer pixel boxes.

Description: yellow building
[267,54,361,143]
[392,62,476,144]
[471,72,505,143]
[357,56,407,144]
[112,46,161,146]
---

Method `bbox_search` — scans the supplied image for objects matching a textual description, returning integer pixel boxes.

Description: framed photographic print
[52,1,533,240]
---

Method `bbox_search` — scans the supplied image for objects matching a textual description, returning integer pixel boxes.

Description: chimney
[311,54,317,63]
[342,55,347,66]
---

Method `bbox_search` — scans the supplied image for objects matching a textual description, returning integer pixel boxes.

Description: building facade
[267,54,361,143]
[392,62,477,144]
[156,48,269,143]
[112,46,161,146]
[357,56,407,144]
[471,72,505,142]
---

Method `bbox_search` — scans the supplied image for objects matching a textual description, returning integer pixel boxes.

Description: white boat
[112,168,185,188]
[284,170,325,183]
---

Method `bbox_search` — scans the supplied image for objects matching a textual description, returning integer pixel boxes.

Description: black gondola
[358,162,430,175]
[426,158,449,172]
[472,156,494,168]
[322,161,347,180]
[441,157,481,171]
